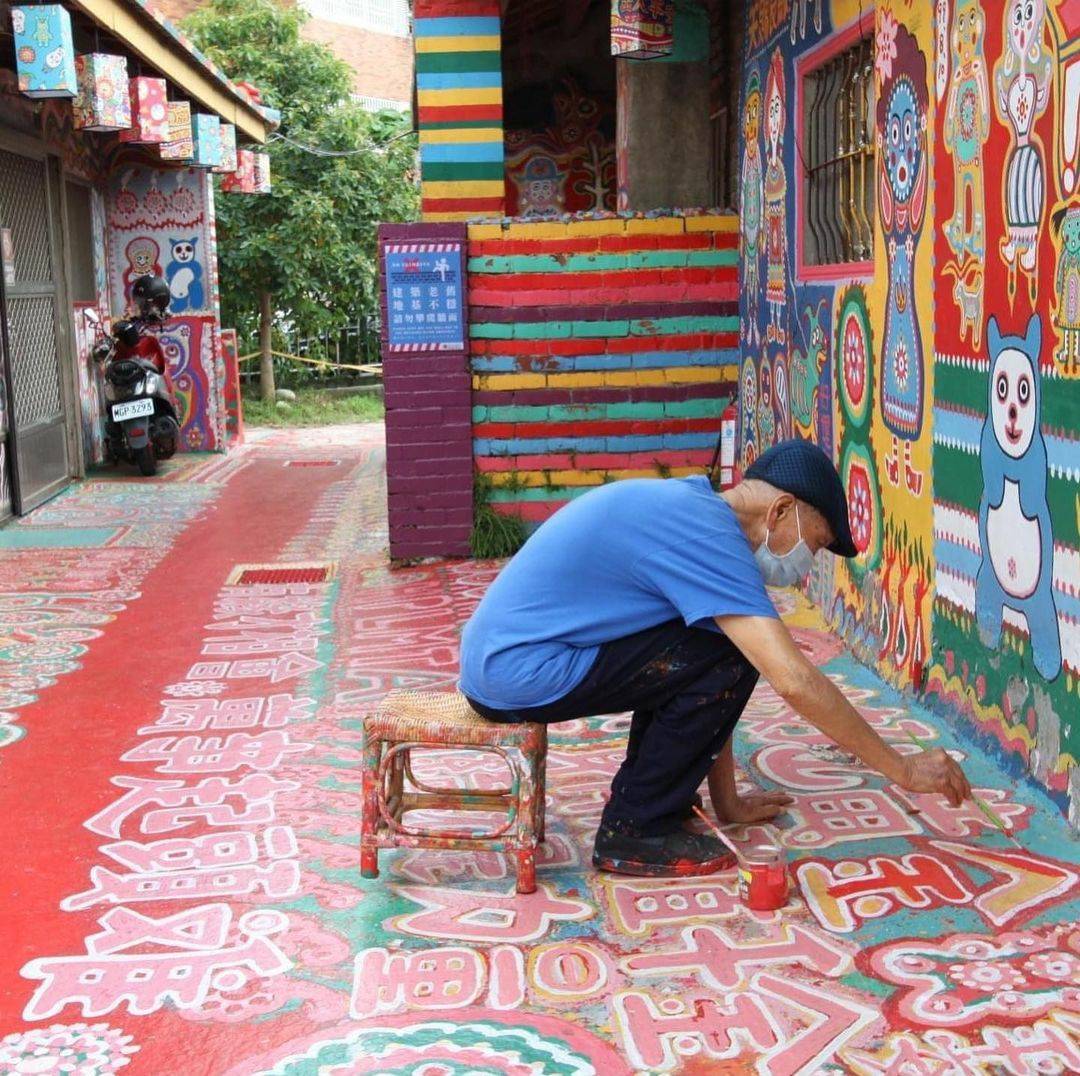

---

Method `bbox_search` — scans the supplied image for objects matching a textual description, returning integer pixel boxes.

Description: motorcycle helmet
[113,319,140,349]
[131,274,171,318]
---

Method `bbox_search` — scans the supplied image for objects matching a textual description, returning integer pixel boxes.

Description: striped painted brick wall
[467,213,740,526]
[414,2,505,221]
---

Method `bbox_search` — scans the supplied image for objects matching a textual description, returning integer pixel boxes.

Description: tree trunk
[259,289,276,403]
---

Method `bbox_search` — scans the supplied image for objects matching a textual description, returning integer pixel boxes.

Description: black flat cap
[745,439,858,557]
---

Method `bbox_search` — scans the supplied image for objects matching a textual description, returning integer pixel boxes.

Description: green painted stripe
[472,399,726,423]
[933,443,1080,545]
[488,486,591,503]
[416,50,502,73]
[419,119,504,131]
[421,160,504,180]
[936,361,1080,431]
[468,249,739,274]
[470,316,740,340]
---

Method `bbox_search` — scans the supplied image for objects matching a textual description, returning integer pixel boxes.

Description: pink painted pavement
[0,425,1077,1075]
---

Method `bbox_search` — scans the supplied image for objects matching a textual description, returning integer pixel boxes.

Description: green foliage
[241,388,384,426]
[182,0,418,342]
[471,471,527,559]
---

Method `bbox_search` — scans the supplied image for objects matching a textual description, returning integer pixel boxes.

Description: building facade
[381,0,1080,824]
[0,0,273,518]
[736,0,1080,822]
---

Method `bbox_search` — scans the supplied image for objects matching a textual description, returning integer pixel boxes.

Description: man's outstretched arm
[715,613,972,806]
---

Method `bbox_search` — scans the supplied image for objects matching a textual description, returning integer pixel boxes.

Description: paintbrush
[904,729,1024,849]
[691,804,774,859]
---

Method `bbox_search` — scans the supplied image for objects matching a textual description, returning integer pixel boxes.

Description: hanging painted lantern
[221,148,255,193]
[11,5,77,98]
[72,53,131,131]
[158,101,194,161]
[610,0,675,59]
[251,152,271,194]
[212,124,238,174]
[192,113,223,168]
[119,76,170,144]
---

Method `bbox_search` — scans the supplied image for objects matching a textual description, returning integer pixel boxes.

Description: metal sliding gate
[0,146,70,514]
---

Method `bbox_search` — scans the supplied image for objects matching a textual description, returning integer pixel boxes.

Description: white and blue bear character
[165,237,204,314]
[975,313,1062,680]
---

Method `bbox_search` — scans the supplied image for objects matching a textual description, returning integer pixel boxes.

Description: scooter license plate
[112,398,154,422]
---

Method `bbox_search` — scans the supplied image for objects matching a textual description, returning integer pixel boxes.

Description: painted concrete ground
[0,425,1078,1076]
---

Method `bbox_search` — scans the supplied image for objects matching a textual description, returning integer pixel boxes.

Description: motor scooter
[88,276,181,477]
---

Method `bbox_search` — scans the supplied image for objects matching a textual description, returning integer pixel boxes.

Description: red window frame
[794,9,875,282]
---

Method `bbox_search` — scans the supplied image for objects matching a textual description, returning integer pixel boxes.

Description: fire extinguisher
[708,402,740,490]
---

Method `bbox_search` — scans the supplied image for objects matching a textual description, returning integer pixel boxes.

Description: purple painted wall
[378,223,474,560]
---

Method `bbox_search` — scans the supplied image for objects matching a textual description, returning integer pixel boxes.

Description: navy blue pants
[466,620,759,836]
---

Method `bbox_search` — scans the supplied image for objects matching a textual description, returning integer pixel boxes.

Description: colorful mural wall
[106,166,225,452]
[504,78,617,218]
[738,0,1080,822]
[468,212,739,526]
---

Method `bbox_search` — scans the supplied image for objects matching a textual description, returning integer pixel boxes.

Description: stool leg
[535,731,547,844]
[515,847,537,895]
[360,734,381,879]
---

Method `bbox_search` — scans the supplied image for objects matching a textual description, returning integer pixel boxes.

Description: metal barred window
[802,35,874,267]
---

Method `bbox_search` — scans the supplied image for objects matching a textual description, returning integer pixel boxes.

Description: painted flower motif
[947,959,1028,991]
[1023,951,1080,983]
[875,11,899,81]
[904,235,914,259]
[0,1023,138,1074]
[895,340,910,388]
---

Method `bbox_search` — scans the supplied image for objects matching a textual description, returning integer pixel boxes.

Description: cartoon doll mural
[122,237,162,303]
[741,69,764,347]
[763,48,787,347]
[943,0,989,263]
[1052,204,1080,373]
[740,355,758,468]
[976,314,1062,681]
[994,0,1052,306]
[757,358,776,451]
[878,24,929,496]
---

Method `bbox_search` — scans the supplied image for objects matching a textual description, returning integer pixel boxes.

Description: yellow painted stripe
[420,127,504,144]
[685,214,740,233]
[422,180,506,198]
[415,34,501,53]
[423,211,487,221]
[490,466,704,488]
[625,218,686,236]
[468,223,506,239]
[473,367,738,392]
[418,87,503,106]
[565,219,634,238]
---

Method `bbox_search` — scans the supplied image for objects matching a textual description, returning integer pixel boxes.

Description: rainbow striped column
[414,2,505,221]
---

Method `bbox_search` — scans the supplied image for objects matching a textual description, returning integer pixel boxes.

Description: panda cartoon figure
[165,237,204,314]
[975,313,1062,680]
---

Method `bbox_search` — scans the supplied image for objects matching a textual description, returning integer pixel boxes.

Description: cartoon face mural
[122,237,161,302]
[165,237,205,315]
[790,299,828,440]
[877,23,929,496]
[994,0,1051,306]
[741,68,764,348]
[975,314,1061,681]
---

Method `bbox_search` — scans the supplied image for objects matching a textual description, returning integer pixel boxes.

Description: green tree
[183,0,418,399]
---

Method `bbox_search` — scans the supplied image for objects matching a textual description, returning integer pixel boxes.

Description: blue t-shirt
[459,475,778,709]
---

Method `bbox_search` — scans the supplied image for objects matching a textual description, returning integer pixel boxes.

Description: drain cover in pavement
[227,562,336,585]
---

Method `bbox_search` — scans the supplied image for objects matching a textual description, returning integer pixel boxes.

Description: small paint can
[738,844,788,911]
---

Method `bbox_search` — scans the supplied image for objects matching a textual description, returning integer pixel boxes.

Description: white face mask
[754,504,815,587]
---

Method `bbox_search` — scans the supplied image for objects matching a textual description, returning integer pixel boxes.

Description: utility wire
[269,126,417,158]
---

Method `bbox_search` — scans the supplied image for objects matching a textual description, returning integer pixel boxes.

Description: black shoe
[592,826,737,877]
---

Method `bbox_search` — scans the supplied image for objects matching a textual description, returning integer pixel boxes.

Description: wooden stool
[360,690,547,894]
